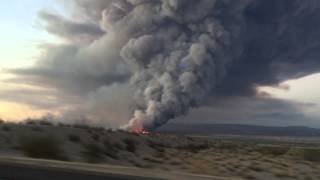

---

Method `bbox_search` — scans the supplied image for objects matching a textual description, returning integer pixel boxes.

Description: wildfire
[130,128,151,135]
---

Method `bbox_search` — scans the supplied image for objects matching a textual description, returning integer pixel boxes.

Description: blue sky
[0,0,61,68]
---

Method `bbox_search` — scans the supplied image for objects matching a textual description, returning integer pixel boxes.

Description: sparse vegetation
[68,134,81,143]
[124,138,137,153]
[255,145,289,156]
[91,134,100,142]
[103,139,118,159]
[272,169,295,178]
[178,142,210,153]
[73,124,90,130]
[1,125,11,132]
[144,156,163,164]
[25,119,37,125]
[31,126,42,132]
[58,122,72,128]
[113,141,125,150]
[248,162,264,172]
[302,148,320,162]
[82,143,103,163]
[169,159,181,165]
[304,175,314,180]
[287,148,320,162]
[0,122,319,179]
[241,172,256,180]
[19,135,67,161]
[92,127,105,132]
[39,120,54,126]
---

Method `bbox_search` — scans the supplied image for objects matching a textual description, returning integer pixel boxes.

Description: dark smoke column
[109,0,249,131]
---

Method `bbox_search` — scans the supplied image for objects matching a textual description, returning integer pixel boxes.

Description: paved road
[0,162,163,180]
[0,157,235,180]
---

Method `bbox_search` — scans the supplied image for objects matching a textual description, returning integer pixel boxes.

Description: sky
[0,0,59,119]
[0,1,61,69]
[0,1,319,128]
[174,74,320,128]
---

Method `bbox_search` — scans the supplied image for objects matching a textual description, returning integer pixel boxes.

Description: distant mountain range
[158,124,320,137]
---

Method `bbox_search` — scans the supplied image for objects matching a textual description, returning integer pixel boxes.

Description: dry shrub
[288,148,320,162]
[19,135,67,161]
[302,149,320,162]
[82,143,103,163]
[1,125,11,132]
[178,143,210,153]
[124,138,137,153]
[58,123,71,128]
[25,119,37,125]
[92,134,100,142]
[73,124,90,130]
[272,169,295,178]
[31,126,42,132]
[68,134,81,143]
[103,139,118,159]
[143,157,163,164]
[255,145,289,156]
[39,120,53,126]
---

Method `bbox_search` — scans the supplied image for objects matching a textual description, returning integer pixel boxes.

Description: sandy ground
[0,122,320,180]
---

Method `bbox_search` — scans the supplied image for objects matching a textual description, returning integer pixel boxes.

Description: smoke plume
[112,0,248,130]
[4,0,320,129]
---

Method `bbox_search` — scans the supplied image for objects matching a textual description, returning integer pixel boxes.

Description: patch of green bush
[19,135,67,161]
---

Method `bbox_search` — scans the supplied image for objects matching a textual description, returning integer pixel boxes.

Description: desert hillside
[0,121,320,180]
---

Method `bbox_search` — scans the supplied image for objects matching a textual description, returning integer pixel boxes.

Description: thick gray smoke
[4,0,320,129]
[111,0,249,130]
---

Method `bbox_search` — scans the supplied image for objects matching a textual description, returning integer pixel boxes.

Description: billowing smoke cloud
[108,0,248,130]
[3,0,320,129]
[38,11,104,43]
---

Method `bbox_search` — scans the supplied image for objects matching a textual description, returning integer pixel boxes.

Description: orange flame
[130,128,150,135]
